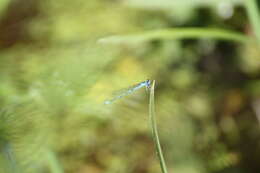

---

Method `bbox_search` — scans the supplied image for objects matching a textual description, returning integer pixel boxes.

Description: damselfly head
[145,79,151,90]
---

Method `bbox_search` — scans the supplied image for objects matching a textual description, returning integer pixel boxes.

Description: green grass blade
[149,80,168,173]
[99,28,249,44]
[244,0,260,43]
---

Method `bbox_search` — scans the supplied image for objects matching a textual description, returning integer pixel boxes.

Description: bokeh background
[0,0,260,173]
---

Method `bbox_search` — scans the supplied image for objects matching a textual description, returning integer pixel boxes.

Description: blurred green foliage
[0,0,260,173]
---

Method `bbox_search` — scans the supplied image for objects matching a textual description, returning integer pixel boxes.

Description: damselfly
[104,79,151,105]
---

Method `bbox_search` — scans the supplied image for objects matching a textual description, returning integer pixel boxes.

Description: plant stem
[149,80,168,173]
[245,0,260,43]
[99,28,249,44]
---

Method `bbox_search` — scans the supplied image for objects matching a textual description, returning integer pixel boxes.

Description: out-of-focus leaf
[239,42,260,74]
[0,0,10,16]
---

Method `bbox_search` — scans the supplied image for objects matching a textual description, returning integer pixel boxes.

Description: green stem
[99,28,249,44]
[149,80,168,173]
[245,0,260,43]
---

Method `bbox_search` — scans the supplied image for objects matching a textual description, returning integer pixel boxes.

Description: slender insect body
[104,79,151,105]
